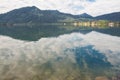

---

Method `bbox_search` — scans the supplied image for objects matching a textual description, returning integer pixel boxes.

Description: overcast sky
[0,0,120,16]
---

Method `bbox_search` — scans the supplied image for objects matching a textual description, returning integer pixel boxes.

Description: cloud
[87,0,96,2]
[0,0,120,16]
[83,0,120,16]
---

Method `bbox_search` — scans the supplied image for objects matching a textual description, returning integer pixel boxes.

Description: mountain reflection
[0,25,120,41]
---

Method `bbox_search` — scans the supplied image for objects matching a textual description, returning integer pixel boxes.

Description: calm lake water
[0,25,120,41]
[0,25,120,80]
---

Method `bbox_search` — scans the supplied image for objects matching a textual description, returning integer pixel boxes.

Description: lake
[0,25,120,80]
[0,25,120,41]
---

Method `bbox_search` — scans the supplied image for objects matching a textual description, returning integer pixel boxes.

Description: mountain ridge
[0,6,75,23]
[95,12,120,21]
[0,6,119,23]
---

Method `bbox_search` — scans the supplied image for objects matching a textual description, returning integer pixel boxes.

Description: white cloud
[83,0,120,16]
[0,0,120,16]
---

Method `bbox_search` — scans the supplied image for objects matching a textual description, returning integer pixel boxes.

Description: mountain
[0,6,119,24]
[0,6,75,23]
[75,13,93,18]
[95,12,120,21]
[0,6,94,24]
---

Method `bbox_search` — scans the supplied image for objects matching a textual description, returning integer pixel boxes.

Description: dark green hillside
[95,12,120,21]
[0,6,75,23]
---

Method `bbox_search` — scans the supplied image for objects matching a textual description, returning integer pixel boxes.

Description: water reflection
[0,31,120,80]
[0,25,120,41]
[0,25,120,80]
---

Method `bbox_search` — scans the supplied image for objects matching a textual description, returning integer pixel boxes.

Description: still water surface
[0,25,120,80]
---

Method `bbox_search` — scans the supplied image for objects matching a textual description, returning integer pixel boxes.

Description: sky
[0,0,120,16]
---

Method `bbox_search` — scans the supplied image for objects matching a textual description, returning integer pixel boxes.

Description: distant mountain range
[75,13,93,19]
[0,6,119,24]
[94,12,120,21]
